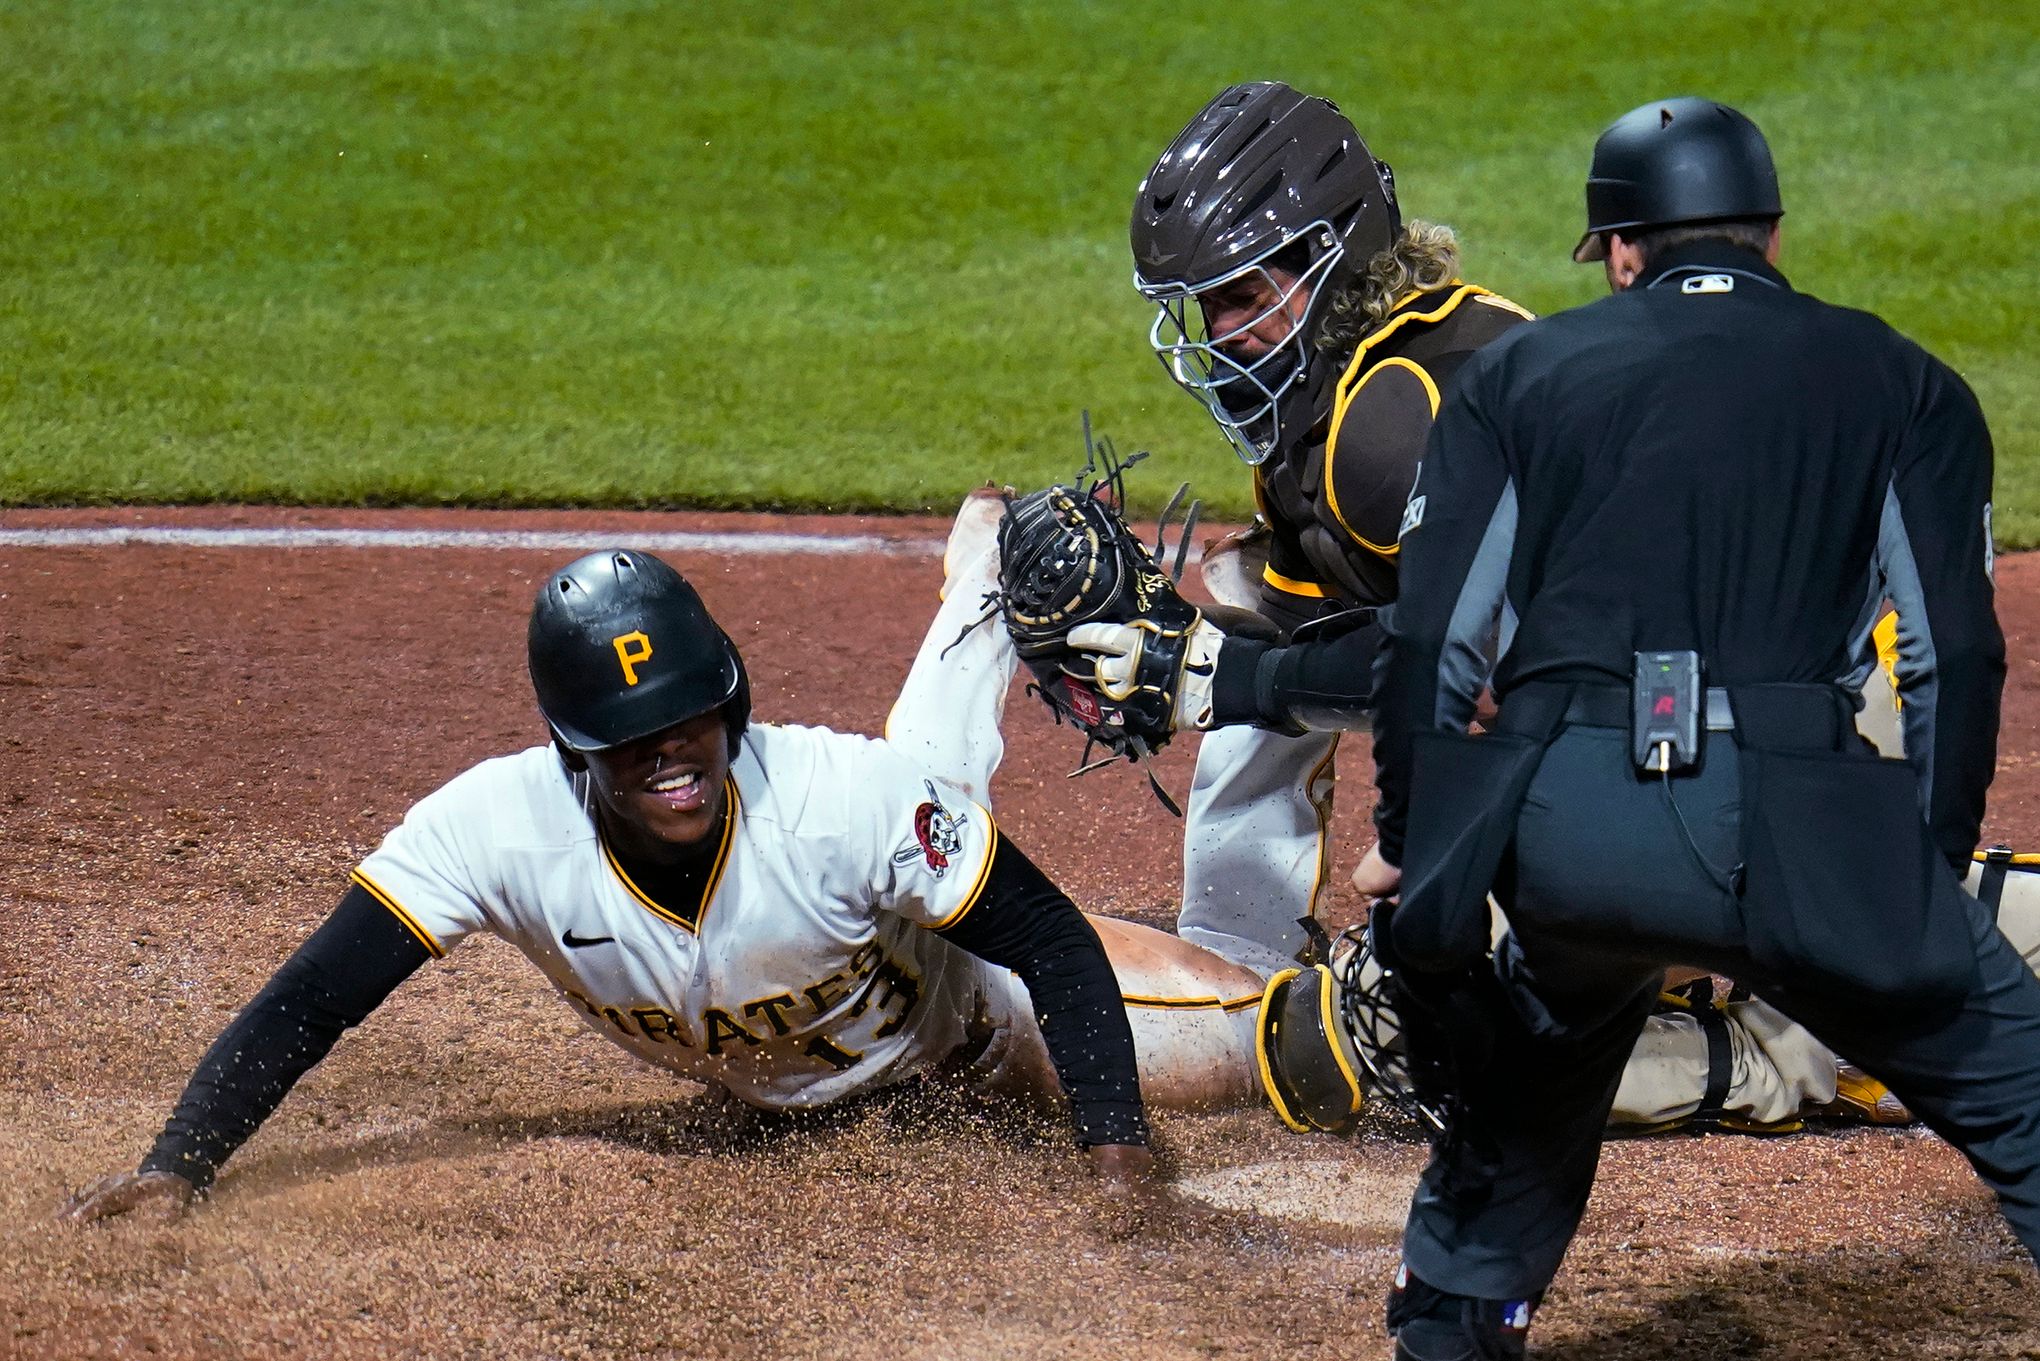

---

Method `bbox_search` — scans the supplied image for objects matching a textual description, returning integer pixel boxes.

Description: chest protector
[1255,283,1531,615]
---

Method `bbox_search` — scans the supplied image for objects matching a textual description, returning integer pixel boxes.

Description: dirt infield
[3,507,2037,1360]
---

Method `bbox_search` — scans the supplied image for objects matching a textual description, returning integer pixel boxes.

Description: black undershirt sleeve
[1210,618,1386,733]
[140,884,433,1190]
[934,834,1148,1149]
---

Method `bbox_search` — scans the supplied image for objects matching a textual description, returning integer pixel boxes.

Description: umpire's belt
[1496,681,1854,750]
[1547,685,1735,732]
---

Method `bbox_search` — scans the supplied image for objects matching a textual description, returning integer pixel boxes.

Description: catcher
[62,528,1271,1225]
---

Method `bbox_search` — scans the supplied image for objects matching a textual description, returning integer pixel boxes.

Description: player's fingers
[59,1170,192,1225]
[60,1173,151,1224]
[1351,841,1402,897]
[57,1173,122,1222]
[1071,624,1143,695]
[1067,623,1137,656]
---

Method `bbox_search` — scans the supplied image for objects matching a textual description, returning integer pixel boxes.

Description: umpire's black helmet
[528,549,750,754]
[1573,97,1782,262]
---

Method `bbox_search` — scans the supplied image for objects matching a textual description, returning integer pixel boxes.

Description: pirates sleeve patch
[891,780,966,878]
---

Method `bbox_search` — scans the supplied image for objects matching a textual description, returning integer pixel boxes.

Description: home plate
[1176,1158,1419,1231]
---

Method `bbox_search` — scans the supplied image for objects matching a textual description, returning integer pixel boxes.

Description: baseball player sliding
[62,517,1267,1225]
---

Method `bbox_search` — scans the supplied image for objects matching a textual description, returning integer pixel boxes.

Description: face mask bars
[1136,223,1345,465]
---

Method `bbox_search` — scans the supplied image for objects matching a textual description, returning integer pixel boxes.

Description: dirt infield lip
[0,523,953,557]
[0,504,1240,560]
[0,502,960,542]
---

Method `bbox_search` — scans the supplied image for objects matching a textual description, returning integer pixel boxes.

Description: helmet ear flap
[720,632,751,759]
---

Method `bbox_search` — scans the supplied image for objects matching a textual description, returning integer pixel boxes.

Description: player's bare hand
[1086,1141,1157,1190]
[1085,1144,1248,1242]
[59,1169,196,1226]
[1352,840,1401,900]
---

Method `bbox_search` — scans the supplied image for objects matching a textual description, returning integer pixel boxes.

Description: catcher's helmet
[527,549,750,754]
[1132,81,1401,466]
[1572,97,1782,262]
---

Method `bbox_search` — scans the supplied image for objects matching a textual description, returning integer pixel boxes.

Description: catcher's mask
[1332,923,1446,1133]
[1131,81,1400,466]
[1573,97,1781,263]
[528,549,750,758]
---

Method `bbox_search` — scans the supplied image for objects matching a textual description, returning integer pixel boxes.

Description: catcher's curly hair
[1314,220,1462,355]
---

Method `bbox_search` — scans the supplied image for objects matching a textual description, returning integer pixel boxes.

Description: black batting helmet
[1573,97,1782,262]
[1132,82,1402,466]
[527,549,750,755]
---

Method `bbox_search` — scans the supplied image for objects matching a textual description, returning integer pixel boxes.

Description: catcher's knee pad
[1255,964,1367,1134]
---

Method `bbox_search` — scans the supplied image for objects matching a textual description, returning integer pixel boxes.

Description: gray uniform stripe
[1433,480,1519,730]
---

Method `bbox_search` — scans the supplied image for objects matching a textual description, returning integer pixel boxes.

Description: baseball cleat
[1822,1062,1914,1125]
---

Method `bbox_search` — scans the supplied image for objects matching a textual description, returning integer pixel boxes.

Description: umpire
[1368,97,2040,1359]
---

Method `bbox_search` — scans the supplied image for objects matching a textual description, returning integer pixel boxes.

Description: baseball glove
[994,418,1211,813]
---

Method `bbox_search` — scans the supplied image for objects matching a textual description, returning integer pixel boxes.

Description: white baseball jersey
[350,725,1008,1109]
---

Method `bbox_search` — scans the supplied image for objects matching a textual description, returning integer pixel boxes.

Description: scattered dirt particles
[3,507,2037,1359]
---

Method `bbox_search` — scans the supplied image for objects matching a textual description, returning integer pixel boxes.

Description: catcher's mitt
[994,418,1205,812]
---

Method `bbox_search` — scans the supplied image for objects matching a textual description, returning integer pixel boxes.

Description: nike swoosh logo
[1186,661,1215,676]
[561,929,616,949]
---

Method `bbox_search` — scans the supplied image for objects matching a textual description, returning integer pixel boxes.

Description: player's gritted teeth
[649,765,706,809]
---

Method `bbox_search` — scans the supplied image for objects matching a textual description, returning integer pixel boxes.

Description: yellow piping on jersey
[1334,282,1491,406]
[1254,968,1311,1133]
[1471,292,1535,320]
[1302,738,1340,923]
[1262,564,1333,598]
[1121,991,1264,1012]
[1323,283,1511,561]
[1324,356,1440,559]
[1975,850,2040,865]
[601,777,740,933]
[928,807,1002,931]
[350,868,447,958]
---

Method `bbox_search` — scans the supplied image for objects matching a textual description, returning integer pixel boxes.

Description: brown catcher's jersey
[1254,282,1532,626]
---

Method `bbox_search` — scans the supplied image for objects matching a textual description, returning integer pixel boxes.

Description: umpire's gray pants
[1402,723,2040,1299]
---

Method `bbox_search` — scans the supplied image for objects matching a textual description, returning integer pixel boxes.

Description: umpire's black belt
[1553,684,1735,732]
[1496,681,1855,750]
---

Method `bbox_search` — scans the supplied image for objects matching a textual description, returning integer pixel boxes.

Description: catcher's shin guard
[1255,964,1367,1134]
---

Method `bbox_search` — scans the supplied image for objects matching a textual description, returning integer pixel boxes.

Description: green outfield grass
[4,1,2036,536]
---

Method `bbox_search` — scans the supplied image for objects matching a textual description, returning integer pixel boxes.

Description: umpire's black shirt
[1372,240,2004,869]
